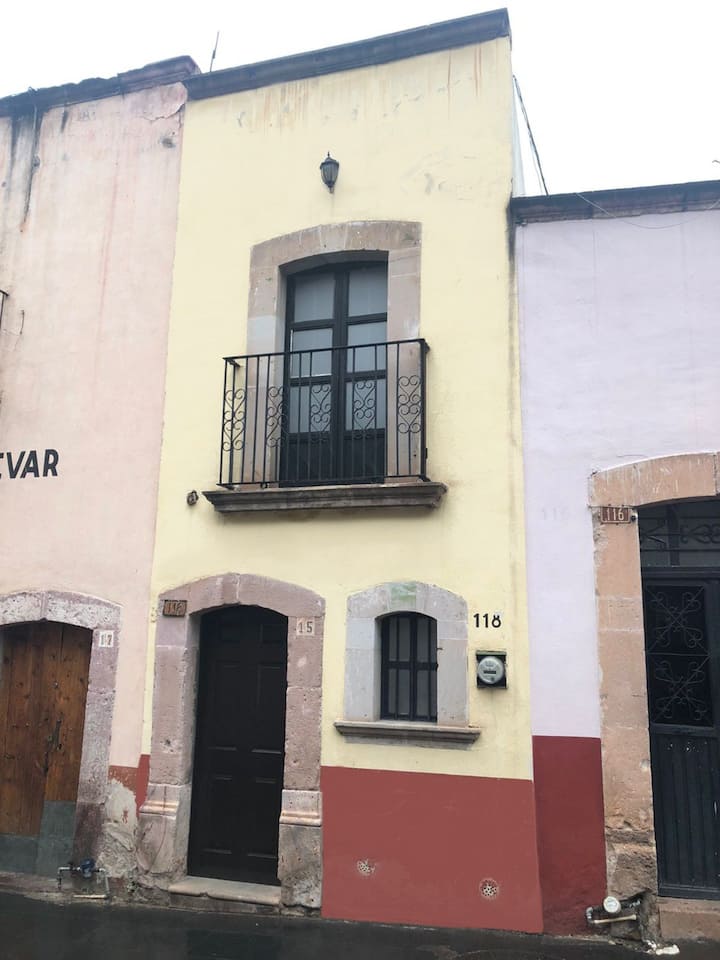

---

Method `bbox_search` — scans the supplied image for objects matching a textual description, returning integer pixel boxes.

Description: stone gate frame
[589,452,720,909]
[0,589,121,861]
[137,573,325,908]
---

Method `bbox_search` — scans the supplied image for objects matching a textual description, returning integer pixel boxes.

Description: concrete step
[168,876,281,907]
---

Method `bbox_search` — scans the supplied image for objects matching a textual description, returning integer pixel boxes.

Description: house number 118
[474,614,502,628]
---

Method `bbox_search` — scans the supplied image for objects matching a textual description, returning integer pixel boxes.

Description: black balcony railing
[218,339,429,488]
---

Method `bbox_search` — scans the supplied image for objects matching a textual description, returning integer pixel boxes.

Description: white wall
[516,208,720,737]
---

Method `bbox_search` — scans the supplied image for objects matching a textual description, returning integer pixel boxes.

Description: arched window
[380,612,437,722]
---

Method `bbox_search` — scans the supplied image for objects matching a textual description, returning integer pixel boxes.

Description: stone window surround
[589,452,720,928]
[137,573,325,909]
[0,590,120,862]
[246,220,422,357]
[336,581,479,746]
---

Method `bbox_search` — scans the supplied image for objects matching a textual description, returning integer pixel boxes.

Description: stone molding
[0,589,121,862]
[138,573,325,909]
[204,481,447,513]
[334,719,479,746]
[246,221,421,357]
[590,453,720,910]
[342,581,469,730]
[589,452,720,508]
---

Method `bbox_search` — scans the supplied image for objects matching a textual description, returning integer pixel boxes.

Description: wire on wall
[513,74,549,196]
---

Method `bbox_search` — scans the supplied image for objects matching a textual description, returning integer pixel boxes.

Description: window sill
[203,480,447,513]
[334,719,480,747]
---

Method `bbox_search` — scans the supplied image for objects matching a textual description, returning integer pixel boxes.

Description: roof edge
[0,56,200,118]
[185,9,510,100]
[511,179,720,224]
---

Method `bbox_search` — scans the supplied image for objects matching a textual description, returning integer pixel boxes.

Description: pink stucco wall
[516,208,720,738]
[0,78,188,766]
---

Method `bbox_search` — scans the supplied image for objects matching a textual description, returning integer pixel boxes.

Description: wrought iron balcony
[218,339,429,488]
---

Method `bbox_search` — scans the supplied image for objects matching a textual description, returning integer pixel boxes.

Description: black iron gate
[640,502,720,898]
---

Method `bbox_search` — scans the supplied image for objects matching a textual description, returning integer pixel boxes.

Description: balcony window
[218,264,429,489]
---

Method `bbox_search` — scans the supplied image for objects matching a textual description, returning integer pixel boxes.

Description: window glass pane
[398,669,410,717]
[290,328,333,377]
[293,273,334,323]
[430,674,437,720]
[416,669,429,718]
[398,617,410,661]
[417,617,429,662]
[348,266,387,317]
[387,668,396,715]
[345,378,386,430]
[429,622,437,665]
[289,384,332,433]
[639,506,670,568]
[388,618,397,660]
[347,322,387,372]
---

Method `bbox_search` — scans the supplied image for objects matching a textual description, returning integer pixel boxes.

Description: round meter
[476,654,506,687]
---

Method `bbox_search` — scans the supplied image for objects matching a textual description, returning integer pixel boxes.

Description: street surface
[0,891,715,960]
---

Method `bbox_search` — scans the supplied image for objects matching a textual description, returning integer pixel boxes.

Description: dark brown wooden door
[188,606,288,884]
[0,622,91,838]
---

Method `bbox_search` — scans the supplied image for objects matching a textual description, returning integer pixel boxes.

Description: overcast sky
[2,1,718,195]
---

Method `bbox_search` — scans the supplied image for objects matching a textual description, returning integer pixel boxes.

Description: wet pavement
[0,891,716,960]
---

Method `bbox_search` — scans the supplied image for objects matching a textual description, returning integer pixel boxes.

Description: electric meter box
[476,651,507,688]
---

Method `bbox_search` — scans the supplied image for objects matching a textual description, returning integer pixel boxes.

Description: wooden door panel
[0,625,49,836]
[189,607,288,883]
[44,624,91,803]
[0,622,91,839]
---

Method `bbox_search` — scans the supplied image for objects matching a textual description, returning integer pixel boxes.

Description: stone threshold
[334,719,480,746]
[659,895,720,941]
[203,480,447,513]
[168,876,281,906]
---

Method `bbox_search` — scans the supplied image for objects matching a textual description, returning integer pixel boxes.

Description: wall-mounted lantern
[320,153,340,193]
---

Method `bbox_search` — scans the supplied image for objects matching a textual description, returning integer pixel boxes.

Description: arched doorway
[589,453,720,924]
[138,573,324,908]
[0,621,92,874]
[188,606,288,883]
[0,590,122,874]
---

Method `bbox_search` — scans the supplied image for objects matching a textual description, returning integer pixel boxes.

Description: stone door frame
[589,452,720,911]
[0,590,121,862]
[137,573,325,908]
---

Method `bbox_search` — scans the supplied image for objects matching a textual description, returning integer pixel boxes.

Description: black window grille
[380,613,437,722]
[639,501,720,569]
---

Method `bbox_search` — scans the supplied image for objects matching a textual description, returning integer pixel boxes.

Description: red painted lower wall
[321,766,543,932]
[532,736,607,934]
[107,753,150,815]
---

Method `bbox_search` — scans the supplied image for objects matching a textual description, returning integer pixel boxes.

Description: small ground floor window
[380,613,437,722]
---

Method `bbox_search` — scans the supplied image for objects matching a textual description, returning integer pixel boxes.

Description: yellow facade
[148,36,529,780]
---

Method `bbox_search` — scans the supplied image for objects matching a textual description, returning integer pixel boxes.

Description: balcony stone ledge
[203,480,447,513]
[334,719,480,747]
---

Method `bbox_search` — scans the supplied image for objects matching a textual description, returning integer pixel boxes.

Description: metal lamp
[320,153,339,192]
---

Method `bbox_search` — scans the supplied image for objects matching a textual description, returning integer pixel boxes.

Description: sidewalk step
[168,876,280,907]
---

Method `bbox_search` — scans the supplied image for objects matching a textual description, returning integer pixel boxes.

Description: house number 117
[474,614,502,628]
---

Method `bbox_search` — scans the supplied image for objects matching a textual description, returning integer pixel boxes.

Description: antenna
[209,31,220,73]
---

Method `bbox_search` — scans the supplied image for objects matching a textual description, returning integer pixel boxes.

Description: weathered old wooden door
[0,621,92,873]
[188,606,288,884]
[640,501,720,898]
